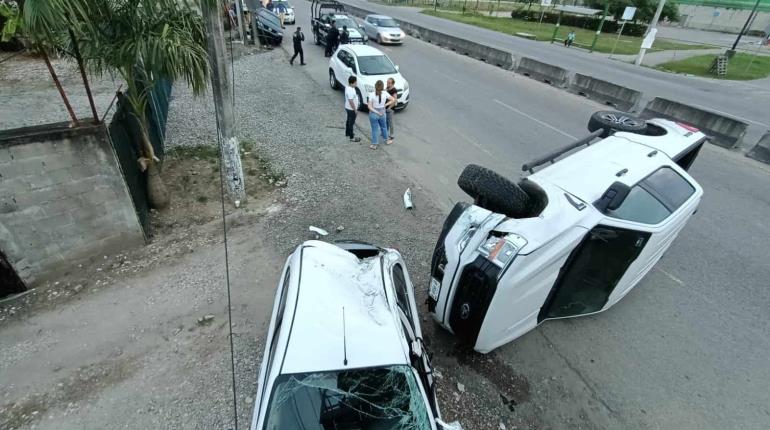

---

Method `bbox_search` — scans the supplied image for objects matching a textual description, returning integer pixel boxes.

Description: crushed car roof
[281,241,409,374]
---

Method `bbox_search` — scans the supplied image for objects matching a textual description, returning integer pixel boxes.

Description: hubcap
[600,112,642,127]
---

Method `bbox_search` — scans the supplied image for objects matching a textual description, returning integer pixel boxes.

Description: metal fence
[107,79,172,236]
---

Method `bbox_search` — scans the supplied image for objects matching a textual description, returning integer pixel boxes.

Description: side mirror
[395,65,400,71]
[594,181,631,213]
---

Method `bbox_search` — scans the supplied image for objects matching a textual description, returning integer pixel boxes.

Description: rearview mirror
[594,181,631,213]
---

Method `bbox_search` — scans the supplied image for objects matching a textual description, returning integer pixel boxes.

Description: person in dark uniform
[325,21,339,57]
[340,25,350,45]
[290,27,305,65]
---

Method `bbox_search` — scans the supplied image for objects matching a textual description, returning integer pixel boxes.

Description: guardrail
[569,74,642,112]
[515,57,569,87]
[747,131,770,164]
[641,97,748,149]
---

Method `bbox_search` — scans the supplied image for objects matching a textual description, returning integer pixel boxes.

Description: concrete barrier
[342,3,515,70]
[747,131,770,164]
[641,97,748,149]
[569,74,642,112]
[515,57,569,88]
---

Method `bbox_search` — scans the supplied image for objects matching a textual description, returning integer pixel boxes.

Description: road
[288,3,770,429]
[337,0,770,147]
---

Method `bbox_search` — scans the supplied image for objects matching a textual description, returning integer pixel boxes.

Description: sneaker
[350,136,361,142]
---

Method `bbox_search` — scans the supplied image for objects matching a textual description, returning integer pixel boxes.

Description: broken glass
[263,365,432,429]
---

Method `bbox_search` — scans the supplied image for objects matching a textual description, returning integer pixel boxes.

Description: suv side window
[336,50,347,65]
[392,264,414,326]
[609,167,695,225]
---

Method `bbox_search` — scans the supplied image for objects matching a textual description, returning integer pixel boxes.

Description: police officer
[340,25,350,45]
[290,27,305,66]
[325,21,339,57]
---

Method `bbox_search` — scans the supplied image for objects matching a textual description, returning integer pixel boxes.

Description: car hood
[358,73,407,91]
[377,26,403,33]
[346,28,363,38]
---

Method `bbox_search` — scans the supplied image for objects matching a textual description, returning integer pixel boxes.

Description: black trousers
[291,47,303,64]
[345,109,357,138]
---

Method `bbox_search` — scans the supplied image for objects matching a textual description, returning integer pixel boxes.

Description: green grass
[421,10,711,55]
[657,53,770,80]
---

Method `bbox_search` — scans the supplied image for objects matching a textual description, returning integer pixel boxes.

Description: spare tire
[588,111,647,138]
[457,164,531,218]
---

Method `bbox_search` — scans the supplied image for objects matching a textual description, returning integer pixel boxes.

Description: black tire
[329,69,340,90]
[457,164,530,218]
[587,111,647,138]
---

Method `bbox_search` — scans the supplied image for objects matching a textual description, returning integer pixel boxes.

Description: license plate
[429,278,441,301]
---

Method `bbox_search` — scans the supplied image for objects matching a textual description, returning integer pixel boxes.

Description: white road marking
[686,103,770,128]
[434,69,460,84]
[493,99,577,139]
[657,268,684,286]
[451,126,493,156]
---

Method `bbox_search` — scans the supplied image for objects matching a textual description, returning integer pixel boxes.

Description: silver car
[362,14,406,45]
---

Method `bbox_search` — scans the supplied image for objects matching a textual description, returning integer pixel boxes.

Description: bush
[510,10,648,37]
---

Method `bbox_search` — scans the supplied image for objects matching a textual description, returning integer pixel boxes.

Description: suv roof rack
[521,129,604,174]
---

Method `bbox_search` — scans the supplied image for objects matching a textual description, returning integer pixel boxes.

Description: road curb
[747,131,770,164]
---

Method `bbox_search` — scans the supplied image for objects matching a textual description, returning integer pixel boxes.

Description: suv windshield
[608,167,695,225]
[376,18,399,27]
[263,365,432,429]
[358,55,397,76]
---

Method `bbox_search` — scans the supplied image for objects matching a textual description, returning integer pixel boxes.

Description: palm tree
[22,0,211,208]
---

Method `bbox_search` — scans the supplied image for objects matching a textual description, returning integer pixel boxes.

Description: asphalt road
[338,0,770,147]
[287,4,770,429]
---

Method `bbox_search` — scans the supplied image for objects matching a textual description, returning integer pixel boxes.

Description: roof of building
[281,241,409,374]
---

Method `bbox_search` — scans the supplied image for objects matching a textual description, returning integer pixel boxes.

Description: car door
[602,165,701,307]
[364,16,375,39]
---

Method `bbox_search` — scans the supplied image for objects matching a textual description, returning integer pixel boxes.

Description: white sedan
[249,241,453,430]
[328,44,410,111]
[362,14,406,45]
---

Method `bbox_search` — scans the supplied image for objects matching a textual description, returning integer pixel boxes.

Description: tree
[587,0,679,23]
[22,0,212,208]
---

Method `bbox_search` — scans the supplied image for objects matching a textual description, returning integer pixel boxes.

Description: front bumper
[396,88,410,109]
[380,33,405,44]
[284,15,295,24]
[428,204,505,346]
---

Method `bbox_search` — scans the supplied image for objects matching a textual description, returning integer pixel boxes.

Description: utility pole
[589,1,608,53]
[234,0,246,42]
[634,0,666,66]
[728,0,761,57]
[201,0,247,205]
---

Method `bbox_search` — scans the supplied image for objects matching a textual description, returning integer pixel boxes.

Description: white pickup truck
[428,111,706,353]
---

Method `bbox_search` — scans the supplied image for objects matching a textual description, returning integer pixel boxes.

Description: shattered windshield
[263,365,432,429]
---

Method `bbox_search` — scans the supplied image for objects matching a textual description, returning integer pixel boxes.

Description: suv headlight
[478,234,527,269]
[456,226,477,253]
[403,80,409,91]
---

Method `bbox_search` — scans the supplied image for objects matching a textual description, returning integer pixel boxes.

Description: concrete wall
[678,5,770,35]
[0,122,144,284]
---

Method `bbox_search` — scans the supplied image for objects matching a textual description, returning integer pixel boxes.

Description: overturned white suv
[251,240,453,429]
[428,111,706,353]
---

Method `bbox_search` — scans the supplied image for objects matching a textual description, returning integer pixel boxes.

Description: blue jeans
[369,110,388,145]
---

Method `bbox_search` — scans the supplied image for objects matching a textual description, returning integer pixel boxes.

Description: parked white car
[328,44,410,110]
[250,240,452,430]
[362,14,406,44]
[428,111,706,353]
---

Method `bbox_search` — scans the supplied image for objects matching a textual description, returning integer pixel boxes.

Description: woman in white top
[366,80,395,150]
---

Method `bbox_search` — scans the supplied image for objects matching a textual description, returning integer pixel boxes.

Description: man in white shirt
[344,76,361,142]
